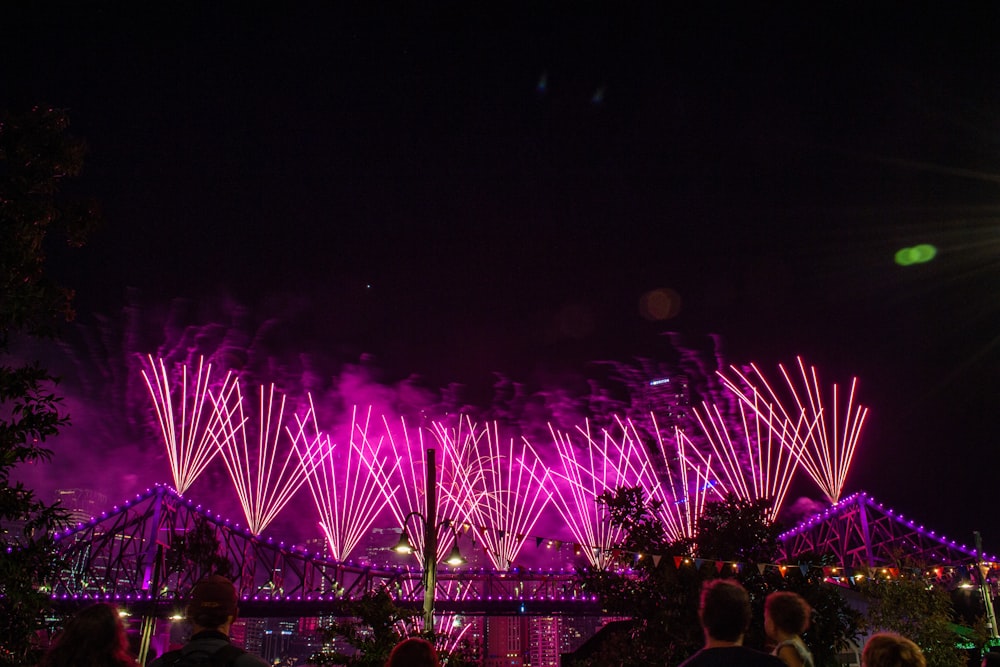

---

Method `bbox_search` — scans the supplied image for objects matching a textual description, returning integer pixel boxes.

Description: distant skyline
[4,4,1000,548]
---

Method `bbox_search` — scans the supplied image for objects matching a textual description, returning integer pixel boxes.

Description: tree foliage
[0,106,99,666]
[860,575,969,667]
[309,590,419,666]
[573,490,860,667]
[165,514,234,585]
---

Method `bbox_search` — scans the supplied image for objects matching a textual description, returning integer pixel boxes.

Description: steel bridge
[48,486,993,618]
[49,485,600,618]
[778,491,994,571]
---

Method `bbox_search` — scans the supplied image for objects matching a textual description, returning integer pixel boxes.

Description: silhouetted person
[861,633,925,667]
[764,591,814,667]
[39,602,138,667]
[148,576,267,667]
[679,579,786,667]
[385,637,439,667]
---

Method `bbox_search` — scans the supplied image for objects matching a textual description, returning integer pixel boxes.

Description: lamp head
[446,543,466,566]
[393,530,414,555]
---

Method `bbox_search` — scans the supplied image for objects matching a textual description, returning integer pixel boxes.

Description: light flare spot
[639,288,681,321]
[894,243,937,266]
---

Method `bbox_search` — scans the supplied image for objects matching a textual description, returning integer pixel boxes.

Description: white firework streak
[140,354,234,495]
[434,416,488,534]
[394,579,476,644]
[208,381,314,535]
[720,357,868,504]
[685,395,802,522]
[290,400,400,562]
[365,415,467,567]
[432,417,552,570]
[537,420,645,569]
[615,415,714,542]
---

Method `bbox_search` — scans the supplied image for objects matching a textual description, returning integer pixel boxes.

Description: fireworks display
[292,400,400,562]
[140,355,235,495]
[686,395,800,522]
[210,381,314,535]
[720,357,868,504]
[139,351,869,568]
[632,415,715,542]
[432,418,552,569]
[539,420,639,568]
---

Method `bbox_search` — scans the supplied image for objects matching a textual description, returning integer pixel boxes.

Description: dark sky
[5,4,1000,548]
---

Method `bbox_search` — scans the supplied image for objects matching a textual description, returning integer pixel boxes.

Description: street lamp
[393,448,465,631]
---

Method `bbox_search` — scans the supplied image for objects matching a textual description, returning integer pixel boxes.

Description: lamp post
[394,448,465,632]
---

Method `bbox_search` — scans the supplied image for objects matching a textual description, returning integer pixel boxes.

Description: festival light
[291,400,400,562]
[720,357,868,504]
[140,355,235,494]
[432,418,552,570]
[209,381,314,535]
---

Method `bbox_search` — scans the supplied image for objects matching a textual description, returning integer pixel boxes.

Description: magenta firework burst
[431,418,552,569]
[291,401,398,562]
[538,420,644,569]
[720,357,869,504]
[209,381,314,535]
[620,414,714,542]
[140,355,235,495]
[364,415,468,566]
[686,397,800,522]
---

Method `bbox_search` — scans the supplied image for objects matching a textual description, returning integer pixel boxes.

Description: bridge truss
[49,486,995,618]
[48,485,598,617]
[778,491,994,570]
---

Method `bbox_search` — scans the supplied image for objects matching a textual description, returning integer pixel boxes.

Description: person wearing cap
[148,575,268,667]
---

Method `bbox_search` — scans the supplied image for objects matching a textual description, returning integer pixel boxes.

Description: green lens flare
[895,244,937,266]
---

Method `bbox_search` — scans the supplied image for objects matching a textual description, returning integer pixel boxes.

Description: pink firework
[538,420,649,569]
[290,400,399,562]
[615,415,715,542]
[364,414,468,566]
[684,396,801,522]
[394,579,476,644]
[140,354,235,494]
[431,417,552,570]
[720,357,869,504]
[209,381,314,535]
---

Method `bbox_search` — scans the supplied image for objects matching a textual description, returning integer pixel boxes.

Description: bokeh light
[639,288,681,321]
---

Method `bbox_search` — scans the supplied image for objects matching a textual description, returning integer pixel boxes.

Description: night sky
[4,4,1000,548]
